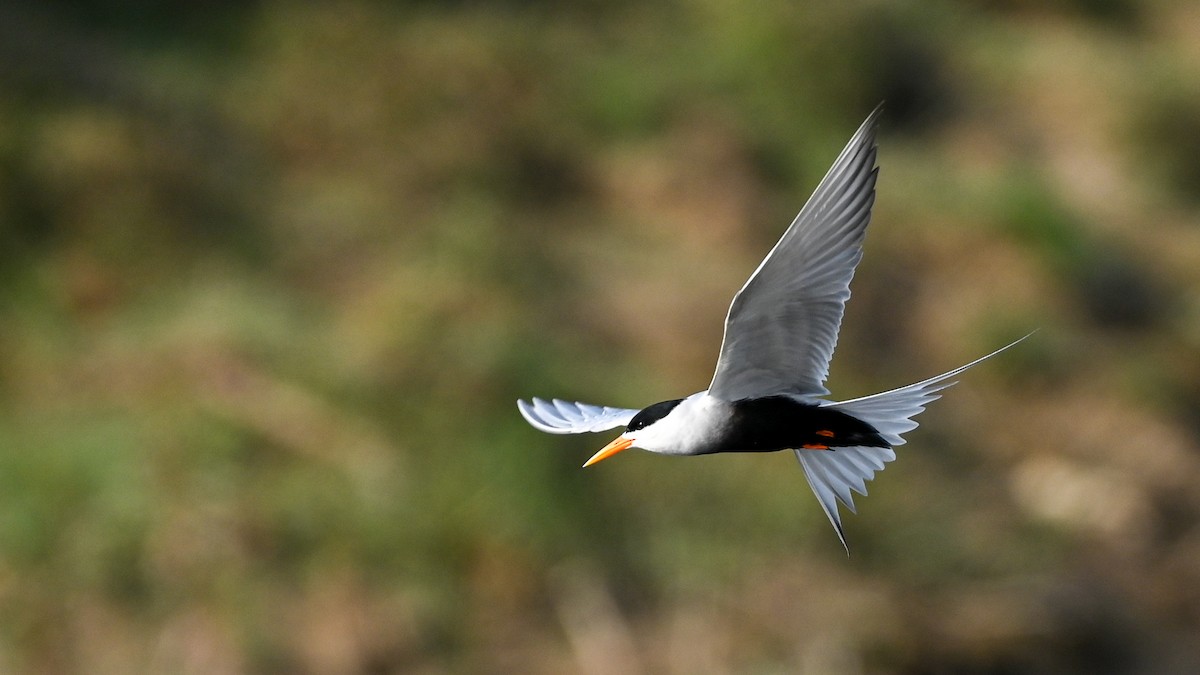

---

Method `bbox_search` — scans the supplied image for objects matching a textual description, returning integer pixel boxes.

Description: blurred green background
[2,1,1200,673]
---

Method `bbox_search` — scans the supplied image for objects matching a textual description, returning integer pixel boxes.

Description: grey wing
[517,398,639,434]
[708,106,882,401]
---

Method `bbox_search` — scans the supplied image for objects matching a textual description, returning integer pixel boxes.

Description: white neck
[630,392,731,456]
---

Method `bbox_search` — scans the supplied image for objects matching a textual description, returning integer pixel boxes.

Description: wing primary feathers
[708,105,884,401]
[516,105,1030,556]
[517,398,639,435]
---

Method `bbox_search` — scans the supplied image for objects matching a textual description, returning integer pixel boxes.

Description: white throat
[629,392,731,456]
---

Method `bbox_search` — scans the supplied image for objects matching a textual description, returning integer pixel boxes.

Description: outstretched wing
[797,334,1032,551]
[517,398,639,434]
[708,106,882,401]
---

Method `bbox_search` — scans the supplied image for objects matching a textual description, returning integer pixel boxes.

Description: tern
[517,107,1026,550]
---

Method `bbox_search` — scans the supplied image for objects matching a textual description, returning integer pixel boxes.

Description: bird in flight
[517,106,1027,550]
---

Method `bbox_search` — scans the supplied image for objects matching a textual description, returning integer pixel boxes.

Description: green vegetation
[2,1,1199,672]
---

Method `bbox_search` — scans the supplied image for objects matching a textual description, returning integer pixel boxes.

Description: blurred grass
[1,0,1200,672]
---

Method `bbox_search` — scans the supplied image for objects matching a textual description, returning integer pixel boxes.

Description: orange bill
[583,435,634,467]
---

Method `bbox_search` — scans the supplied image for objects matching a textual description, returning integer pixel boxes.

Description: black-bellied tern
[518,107,1027,550]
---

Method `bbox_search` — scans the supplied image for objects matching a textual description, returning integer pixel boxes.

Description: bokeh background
[2,1,1200,673]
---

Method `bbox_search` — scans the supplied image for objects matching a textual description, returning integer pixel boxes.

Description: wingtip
[516,398,536,425]
[845,103,884,159]
[861,101,885,133]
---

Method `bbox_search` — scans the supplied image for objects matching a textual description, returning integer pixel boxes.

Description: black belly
[712,396,888,453]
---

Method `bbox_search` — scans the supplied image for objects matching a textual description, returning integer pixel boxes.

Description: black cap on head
[627,398,684,432]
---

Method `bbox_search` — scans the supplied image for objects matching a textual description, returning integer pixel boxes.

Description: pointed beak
[583,435,634,467]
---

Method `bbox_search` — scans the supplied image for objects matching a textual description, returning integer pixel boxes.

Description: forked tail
[796,333,1033,552]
